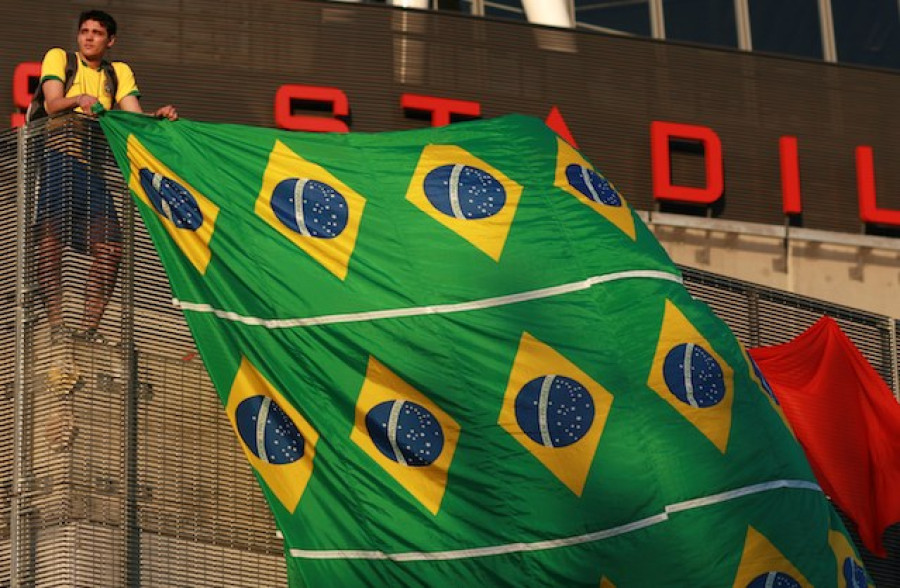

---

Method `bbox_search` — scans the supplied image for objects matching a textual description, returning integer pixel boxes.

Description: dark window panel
[832,0,900,70]
[456,0,477,14]
[749,0,823,59]
[575,0,652,37]
[664,0,738,48]
[437,0,464,10]
[484,0,527,20]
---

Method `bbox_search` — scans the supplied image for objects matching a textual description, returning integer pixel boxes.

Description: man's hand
[75,93,99,113]
[154,105,178,121]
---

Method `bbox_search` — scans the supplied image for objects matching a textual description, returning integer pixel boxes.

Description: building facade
[1,1,898,585]
[4,0,899,319]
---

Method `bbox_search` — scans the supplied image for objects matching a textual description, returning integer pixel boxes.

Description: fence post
[889,320,899,402]
[9,122,30,588]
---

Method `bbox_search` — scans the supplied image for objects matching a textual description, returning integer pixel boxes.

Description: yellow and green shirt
[39,47,141,112]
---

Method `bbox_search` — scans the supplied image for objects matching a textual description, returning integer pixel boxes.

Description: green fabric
[100,111,869,587]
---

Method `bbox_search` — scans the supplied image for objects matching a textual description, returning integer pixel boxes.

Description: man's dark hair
[78,10,117,37]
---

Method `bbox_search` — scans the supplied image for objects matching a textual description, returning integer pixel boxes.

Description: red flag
[749,316,900,557]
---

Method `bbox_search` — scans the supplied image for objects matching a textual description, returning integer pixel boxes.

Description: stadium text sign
[10,65,900,229]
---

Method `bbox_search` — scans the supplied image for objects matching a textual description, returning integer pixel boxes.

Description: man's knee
[91,240,123,263]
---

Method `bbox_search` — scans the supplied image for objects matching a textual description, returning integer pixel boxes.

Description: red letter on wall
[401,93,480,127]
[780,136,803,215]
[856,145,900,227]
[274,85,349,133]
[651,121,724,204]
[11,61,41,128]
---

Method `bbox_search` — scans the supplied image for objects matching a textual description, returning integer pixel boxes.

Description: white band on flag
[293,178,311,237]
[387,400,407,466]
[173,269,683,329]
[287,479,821,562]
[256,397,271,464]
[683,342,698,408]
[448,164,465,219]
[537,375,555,447]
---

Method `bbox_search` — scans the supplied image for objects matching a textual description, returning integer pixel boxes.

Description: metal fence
[0,115,896,586]
[680,266,900,398]
[0,116,285,587]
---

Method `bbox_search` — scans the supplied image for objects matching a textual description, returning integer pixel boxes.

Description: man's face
[77,19,115,61]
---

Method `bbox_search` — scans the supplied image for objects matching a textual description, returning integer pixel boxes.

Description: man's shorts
[36,149,123,254]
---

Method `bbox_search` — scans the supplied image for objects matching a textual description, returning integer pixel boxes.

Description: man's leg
[37,222,64,328]
[36,148,69,332]
[81,152,123,337]
[82,239,122,335]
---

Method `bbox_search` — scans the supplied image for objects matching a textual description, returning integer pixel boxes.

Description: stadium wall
[0,2,898,585]
[3,0,898,317]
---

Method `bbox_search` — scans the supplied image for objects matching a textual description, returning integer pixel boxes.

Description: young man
[36,9,177,340]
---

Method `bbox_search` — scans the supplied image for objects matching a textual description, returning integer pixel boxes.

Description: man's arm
[119,94,178,121]
[42,78,97,115]
[153,104,178,120]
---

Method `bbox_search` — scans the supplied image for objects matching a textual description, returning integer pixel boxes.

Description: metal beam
[10,122,28,588]
[818,0,838,62]
[389,0,430,8]
[520,0,574,28]
[649,0,665,39]
[734,0,752,51]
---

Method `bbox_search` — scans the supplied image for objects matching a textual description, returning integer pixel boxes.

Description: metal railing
[0,115,285,587]
[680,266,900,398]
[0,114,896,585]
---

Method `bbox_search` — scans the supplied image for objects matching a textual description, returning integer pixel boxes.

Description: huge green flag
[100,111,869,587]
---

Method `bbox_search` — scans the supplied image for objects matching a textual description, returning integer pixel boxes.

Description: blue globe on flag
[423,164,506,220]
[565,164,622,207]
[514,375,595,448]
[663,343,726,408]
[746,572,802,588]
[139,169,203,230]
[235,395,305,464]
[365,400,445,466]
[271,177,349,239]
[750,357,780,405]
[843,557,868,587]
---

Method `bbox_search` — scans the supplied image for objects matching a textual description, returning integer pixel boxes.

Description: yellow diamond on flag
[405,144,522,261]
[225,357,319,515]
[647,300,735,454]
[599,576,617,588]
[554,138,635,240]
[126,135,219,274]
[350,357,461,515]
[255,140,366,280]
[499,332,614,496]
[828,529,871,587]
[731,526,812,587]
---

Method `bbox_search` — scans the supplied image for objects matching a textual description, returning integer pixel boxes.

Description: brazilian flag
[100,111,871,587]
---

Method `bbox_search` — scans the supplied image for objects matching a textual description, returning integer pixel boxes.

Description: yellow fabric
[40,47,140,112]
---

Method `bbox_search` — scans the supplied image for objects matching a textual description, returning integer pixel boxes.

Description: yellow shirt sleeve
[39,47,68,85]
[111,61,141,104]
[39,50,141,110]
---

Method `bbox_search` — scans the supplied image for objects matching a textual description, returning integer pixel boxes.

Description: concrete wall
[645,212,900,319]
